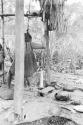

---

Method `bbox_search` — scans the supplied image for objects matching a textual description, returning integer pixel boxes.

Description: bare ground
[0,70,83,125]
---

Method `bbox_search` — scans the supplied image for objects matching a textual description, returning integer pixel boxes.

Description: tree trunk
[14,0,24,118]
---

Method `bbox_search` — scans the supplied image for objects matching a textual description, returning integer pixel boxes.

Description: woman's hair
[25,30,32,42]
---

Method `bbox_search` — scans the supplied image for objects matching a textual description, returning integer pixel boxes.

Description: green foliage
[51,50,83,73]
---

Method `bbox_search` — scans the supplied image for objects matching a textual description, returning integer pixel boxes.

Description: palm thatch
[39,0,67,34]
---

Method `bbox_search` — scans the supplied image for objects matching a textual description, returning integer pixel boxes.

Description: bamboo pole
[1,0,5,84]
[0,13,41,17]
[14,0,24,118]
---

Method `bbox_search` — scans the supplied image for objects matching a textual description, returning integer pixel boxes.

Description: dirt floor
[0,70,83,125]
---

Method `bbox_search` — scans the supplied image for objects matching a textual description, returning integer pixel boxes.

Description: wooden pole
[0,13,41,17]
[1,0,5,84]
[44,20,50,85]
[14,0,24,118]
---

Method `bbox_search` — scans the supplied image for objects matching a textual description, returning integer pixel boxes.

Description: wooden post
[44,20,50,85]
[1,0,5,84]
[40,69,44,88]
[14,0,24,118]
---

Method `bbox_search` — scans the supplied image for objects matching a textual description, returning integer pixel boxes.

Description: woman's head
[25,30,32,43]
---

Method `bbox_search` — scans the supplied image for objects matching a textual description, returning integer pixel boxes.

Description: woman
[8,30,37,88]
[24,30,37,86]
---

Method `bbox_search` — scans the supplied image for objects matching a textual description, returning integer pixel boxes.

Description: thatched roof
[38,0,67,33]
[39,0,66,9]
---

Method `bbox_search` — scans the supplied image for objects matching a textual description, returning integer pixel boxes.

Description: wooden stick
[40,69,44,88]
[44,21,50,85]
[14,0,24,117]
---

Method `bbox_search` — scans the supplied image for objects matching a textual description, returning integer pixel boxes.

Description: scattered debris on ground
[0,70,83,125]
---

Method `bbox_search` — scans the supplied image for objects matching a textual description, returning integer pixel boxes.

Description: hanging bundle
[39,0,67,34]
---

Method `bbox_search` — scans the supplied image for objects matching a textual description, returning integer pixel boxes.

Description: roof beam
[0,12,41,17]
